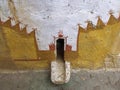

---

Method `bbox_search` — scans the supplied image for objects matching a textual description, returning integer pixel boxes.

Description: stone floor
[0,69,120,90]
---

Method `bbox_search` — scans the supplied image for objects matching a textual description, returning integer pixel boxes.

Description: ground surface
[0,69,120,90]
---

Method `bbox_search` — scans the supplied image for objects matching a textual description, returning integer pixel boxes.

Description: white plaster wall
[0,0,120,51]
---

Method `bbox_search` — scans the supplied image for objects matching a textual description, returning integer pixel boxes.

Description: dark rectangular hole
[56,39,64,61]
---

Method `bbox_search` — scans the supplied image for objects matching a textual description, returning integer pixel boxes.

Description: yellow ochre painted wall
[74,23,120,69]
[0,19,38,60]
[0,14,120,70]
[70,15,120,69]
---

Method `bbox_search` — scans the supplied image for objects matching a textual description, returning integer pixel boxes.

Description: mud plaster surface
[0,69,120,90]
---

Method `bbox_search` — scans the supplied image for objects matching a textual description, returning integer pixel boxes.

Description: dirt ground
[0,69,120,90]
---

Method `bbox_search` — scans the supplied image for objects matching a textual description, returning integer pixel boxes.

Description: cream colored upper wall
[0,0,120,51]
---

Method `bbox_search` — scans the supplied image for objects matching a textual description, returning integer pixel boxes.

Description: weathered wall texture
[0,0,120,70]
[0,13,120,69]
[0,19,37,60]
[1,0,120,50]
[65,15,120,69]
[75,15,120,69]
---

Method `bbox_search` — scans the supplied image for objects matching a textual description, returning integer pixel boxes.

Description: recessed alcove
[56,39,64,62]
